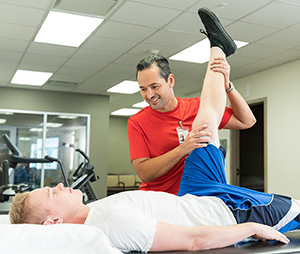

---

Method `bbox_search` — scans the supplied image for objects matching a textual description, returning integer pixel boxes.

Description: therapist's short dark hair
[136,55,172,82]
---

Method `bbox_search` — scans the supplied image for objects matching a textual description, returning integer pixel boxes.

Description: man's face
[28,183,83,222]
[137,65,176,112]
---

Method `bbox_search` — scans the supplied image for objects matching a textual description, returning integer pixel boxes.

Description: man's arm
[132,124,212,182]
[210,58,256,130]
[150,221,289,252]
[224,88,257,129]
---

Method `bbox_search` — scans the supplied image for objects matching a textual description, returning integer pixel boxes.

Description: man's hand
[251,223,290,244]
[132,124,211,182]
[179,124,212,155]
[150,221,290,252]
[210,57,230,90]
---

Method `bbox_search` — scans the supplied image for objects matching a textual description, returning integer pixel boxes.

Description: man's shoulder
[177,97,200,103]
[177,97,200,110]
[128,106,152,121]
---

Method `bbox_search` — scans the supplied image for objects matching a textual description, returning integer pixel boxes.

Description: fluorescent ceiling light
[35,11,104,47]
[19,137,31,141]
[0,119,7,124]
[11,70,53,86]
[30,128,44,132]
[170,39,249,64]
[111,108,140,116]
[40,123,63,128]
[107,80,140,94]
[133,101,148,108]
[46,123,63,128]
[58,115,78,119]
[0,111,13,115]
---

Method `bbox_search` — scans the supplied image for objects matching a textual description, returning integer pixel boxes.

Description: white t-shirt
[84,190,236,252]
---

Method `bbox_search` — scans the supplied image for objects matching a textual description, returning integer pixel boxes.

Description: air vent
[45,80,78,88]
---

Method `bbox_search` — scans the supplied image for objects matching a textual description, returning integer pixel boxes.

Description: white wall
[234,59,300,199]
[108,116,135,174]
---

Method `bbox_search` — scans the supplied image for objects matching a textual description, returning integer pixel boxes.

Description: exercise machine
[0,134,98,207]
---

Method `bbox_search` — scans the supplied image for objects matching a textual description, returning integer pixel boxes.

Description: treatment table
[127,230,300,253]
[1,214,300,253]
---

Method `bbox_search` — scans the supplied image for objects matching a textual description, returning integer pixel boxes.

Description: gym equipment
[0,134,98,205]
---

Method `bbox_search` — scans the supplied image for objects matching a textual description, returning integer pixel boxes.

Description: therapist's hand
[179,124,212,155]
[210,57,230,90]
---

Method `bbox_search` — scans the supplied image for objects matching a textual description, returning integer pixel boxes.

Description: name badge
[176,126,189,144]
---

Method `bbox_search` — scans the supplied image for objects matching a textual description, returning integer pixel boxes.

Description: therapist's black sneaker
[198,7,237,57]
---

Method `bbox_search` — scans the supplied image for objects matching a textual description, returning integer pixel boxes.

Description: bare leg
[192,47,226,145]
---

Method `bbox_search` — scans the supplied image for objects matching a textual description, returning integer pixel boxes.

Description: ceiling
[1,0,300,114]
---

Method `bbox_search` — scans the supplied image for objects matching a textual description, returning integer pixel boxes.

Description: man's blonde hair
[9,192,47,224]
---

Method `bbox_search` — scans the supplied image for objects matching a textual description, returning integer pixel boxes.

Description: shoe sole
[198,7,237,56]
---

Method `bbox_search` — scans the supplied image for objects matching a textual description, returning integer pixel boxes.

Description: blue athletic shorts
[177,144,300,233]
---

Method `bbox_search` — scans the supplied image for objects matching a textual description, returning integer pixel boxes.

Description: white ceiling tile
[189,0,272,19]
[94,21,158,41]
[110,1,182,28]
[278,0,300,6]
[89,71,130,84]
[0,81,9,87]
[235,44,287,59]
[0,37,29,52]
[18,62,59,73]
[226,22,279,43]
[0,49,23,62]
[0,0,54,9]
[64,59,108,71]
[133,0,199,10]
[72,48,122,62]
[72,82,103,94]
[27,42,77,57]
[287,22,300,32]
[237,59,282,73]
[101,63,135,75]
[164,11,201,35]
[126,43,182,58]
[266,49,300,62]
[41,85,74,92]
[0,3,46,27]
[241,1,300,28]
[21,53,68,67]
[0,23,37,40]
[0,60,18,69]
[50,73,86,83]
[114,53,151,67]
[145,29,201,49]
[255,30,300,48]
[227,55,260,70]
[56,67,99,79]
[83,36,138,53]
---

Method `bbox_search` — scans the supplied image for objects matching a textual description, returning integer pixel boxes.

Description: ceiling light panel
[107,80,140,94]
[11,70,53,86]
[111,108,140,116]
[133,101,148,108]
[170,39,249,64]
[35,11,104,47]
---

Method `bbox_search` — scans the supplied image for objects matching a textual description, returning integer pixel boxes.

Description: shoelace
[199,29,208,37]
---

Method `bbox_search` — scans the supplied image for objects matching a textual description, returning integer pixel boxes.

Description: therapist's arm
[210,57,256,130]
[150,221,289,252]
[132,124,212,182]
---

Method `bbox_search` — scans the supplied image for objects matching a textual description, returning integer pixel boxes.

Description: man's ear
[43,217,63,225]
[168,74,175,88]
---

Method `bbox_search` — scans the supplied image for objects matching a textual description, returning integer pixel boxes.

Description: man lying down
[9,7,300,253]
